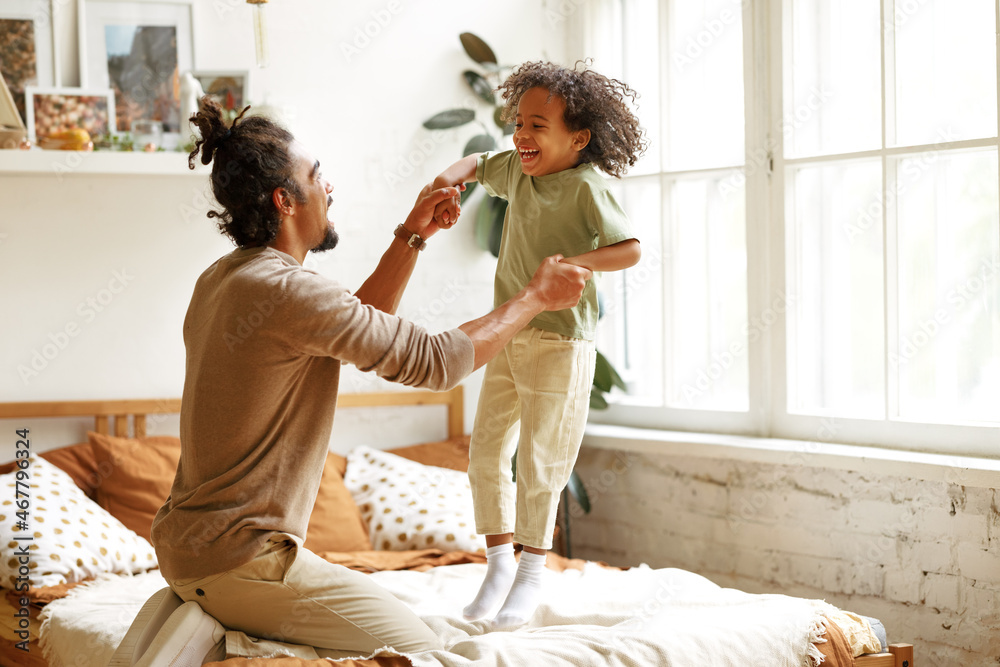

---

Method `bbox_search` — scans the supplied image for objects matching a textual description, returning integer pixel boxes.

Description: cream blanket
[39,564,835,667]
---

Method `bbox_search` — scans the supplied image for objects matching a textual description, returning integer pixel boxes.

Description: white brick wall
[568,447,1000,666]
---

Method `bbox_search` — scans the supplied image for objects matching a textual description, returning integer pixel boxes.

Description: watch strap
[394,224,426,251]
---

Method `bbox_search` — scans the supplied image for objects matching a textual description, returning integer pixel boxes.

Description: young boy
[432,61,646,628]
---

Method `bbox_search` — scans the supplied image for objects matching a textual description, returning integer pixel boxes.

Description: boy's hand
[433,195,461,227]
[404,183,465,239]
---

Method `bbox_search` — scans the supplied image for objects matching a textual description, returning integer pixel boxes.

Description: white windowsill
[583,423,1000,488]
[0,150,206,176]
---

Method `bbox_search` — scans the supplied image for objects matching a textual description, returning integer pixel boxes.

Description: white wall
[0,0,570,450]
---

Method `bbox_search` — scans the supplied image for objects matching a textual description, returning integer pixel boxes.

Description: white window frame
[571,0,1000,458]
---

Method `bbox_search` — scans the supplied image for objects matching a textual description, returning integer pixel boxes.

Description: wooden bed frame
[0,385,465,440]
[0,386,913,667]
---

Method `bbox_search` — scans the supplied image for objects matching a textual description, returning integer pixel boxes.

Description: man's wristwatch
[394,224,427,251]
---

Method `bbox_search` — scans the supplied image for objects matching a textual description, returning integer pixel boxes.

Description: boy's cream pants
[169,533,441,660]
[468,326,597,550]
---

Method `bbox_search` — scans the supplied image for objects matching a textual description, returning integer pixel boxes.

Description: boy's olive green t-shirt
[477,149,636,341]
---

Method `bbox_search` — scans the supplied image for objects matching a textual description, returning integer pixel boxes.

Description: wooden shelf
[0,149,207,176]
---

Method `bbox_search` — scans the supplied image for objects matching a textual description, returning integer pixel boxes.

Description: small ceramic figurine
[179,72,205,144]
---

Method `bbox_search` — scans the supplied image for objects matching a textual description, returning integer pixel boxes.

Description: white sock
[463,543,516,620]
[492,550,546,628]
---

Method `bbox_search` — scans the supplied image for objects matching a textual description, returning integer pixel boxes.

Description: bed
[0,388,914,667]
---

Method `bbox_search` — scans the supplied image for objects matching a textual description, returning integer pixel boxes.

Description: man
[115,100,590,664]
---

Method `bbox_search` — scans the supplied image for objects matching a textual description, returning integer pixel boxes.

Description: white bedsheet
[39,563,835,667]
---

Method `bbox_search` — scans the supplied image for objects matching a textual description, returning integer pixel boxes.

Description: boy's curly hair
[498,60,647,178]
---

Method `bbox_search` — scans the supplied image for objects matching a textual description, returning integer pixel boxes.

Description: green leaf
[566,471,591,514]
[422,108,475,130]
[463,133,496,157]
[475,193,496,252]
[605,353,628,391]
[593,352,615,393]
[463,70,496,104]
[493,106,514,135]
[460,180,477,204]
[459,32,498,65]
[488,197,507,257]
[594,350,627,392]
[589,390,609,410]
[510,448,517,483]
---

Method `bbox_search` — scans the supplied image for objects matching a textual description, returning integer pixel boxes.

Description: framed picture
[25,86,115,142]
[79,0,193,147]
[0,0,57,125]
[192,70,250,118]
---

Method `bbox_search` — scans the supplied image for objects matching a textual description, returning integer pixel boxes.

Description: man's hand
[403,183,466,239]
[457,254,591,370]
[527,254,592,312]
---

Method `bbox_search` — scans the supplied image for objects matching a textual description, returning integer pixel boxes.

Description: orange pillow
[87,432,181,541]
[87,433,371,553]
[304,451,373,553]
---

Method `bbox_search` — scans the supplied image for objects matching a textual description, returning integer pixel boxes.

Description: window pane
[893,0,997,146]
[598,178,665,405]
[786,160,885,417]
[785,0,881,158]
[666,175,748,410]
[895,149,1000,423]
[666,0,744,170]
[622,0,661,176]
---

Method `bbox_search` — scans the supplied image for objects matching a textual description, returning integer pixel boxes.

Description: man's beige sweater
[151,246,474,580]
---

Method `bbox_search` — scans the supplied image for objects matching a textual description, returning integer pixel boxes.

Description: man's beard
[311,226,339,253]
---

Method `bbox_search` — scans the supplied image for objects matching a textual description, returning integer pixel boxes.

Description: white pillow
[0,457,158,588]
[344,446,485,553]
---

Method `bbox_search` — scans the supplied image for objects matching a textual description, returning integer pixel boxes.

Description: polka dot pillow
[0,457,158,588]
[344,446,485,553]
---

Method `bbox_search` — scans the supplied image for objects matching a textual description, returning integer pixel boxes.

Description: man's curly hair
[499,61,647,178]
[187,97,304,248]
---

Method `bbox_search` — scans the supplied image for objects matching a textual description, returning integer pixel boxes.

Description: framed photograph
[192,70,250,118]
[79,0,193,147]
[25,86,115,142]
[0,0,57,125]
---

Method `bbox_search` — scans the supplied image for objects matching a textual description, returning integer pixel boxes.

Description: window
[571,0,1000,456]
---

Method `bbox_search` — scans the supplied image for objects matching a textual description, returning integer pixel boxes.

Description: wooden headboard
[0,386,464,439]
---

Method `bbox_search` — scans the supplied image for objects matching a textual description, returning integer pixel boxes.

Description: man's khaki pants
[169,533,441,660]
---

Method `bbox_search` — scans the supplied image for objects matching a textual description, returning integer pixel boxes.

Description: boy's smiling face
[513,87,591,177]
